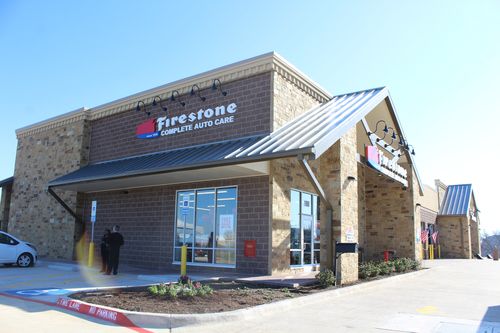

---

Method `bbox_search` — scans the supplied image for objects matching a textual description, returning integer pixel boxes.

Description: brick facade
[83,176,270,275]
[89,73,272,163]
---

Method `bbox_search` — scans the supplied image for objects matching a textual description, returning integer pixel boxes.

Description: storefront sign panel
[365,146,408,187]
[136,102,238,139]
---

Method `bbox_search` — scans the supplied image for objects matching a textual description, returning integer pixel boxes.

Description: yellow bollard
[429,244,434,260]
[181,245,187,276]
[88,242,95,267]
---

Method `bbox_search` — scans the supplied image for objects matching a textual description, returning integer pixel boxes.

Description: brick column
[320,127,359,284]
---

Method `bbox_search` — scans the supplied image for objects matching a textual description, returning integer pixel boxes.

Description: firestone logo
[365,145,408,179]
[136,102,237,139]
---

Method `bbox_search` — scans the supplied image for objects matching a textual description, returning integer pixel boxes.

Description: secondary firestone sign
[136,102,238,139]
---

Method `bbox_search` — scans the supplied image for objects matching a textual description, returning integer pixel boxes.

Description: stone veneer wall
[470,220,480,256]
[357,163,366,261]
[437,216,472,259]
[83,176,270,274]
[269,69,324,274]
[363,165,416,261]
[1,184,12,232]
[319,127,359,284]
[270,157,319,274]
[9,119,90,258]
[272,71,321,130]
[411,169,423,260]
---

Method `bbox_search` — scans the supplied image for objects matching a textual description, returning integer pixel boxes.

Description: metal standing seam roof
[49,87,400,188]
[438,184,473,216]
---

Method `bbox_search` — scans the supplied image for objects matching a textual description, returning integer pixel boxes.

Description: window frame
[289,188,320,268]
[172,185,238,268]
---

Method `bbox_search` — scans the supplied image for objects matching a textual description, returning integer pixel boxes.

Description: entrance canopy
[49,87,417,193]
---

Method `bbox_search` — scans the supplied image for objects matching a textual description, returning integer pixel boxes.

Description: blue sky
[0,1,498,232]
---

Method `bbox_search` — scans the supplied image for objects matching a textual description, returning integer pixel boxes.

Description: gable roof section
[231,87,388,159]
[438,184,473,216]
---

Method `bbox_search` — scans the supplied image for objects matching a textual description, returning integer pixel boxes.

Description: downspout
[298,155,334,270]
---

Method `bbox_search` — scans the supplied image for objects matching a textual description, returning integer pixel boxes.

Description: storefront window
[174,186,237,267]
[290,189,319,267]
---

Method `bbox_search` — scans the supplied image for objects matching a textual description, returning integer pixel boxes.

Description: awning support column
[298,156,334,270]
[47,187,82,223]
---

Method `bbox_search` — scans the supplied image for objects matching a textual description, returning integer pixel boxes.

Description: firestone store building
[2,53,427,284]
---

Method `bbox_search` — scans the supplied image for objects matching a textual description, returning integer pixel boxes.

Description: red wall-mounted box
[244,240,256,257]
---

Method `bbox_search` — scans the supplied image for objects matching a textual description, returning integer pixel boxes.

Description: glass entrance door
[290,190,320,267]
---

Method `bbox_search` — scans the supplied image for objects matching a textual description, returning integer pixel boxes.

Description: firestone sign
[136,102,238,139]
[365,145,408,186]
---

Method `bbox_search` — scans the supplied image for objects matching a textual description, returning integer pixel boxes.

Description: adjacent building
[418,180,481,259]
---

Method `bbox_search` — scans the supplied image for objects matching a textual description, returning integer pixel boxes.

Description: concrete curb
[47,264,80,272]
[98,268,430,329]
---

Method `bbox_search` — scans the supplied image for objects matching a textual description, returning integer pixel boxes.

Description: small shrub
[409,258,421,270]
[202,284,213,296]
[378,261,393,275]
[358,262,369,279]
[166,285,178,298]
[359,261,382,279]
[359,258,420,279]
[281,287,294,298]
[148,285,158,295]
[316,269,335,288]
[148,280,213,299]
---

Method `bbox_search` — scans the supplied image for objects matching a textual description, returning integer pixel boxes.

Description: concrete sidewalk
[169,260,500,333]
[2,259,500,332]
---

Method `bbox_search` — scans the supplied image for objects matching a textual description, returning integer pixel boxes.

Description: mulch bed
[70,281,323,314]
[70,270,421,314]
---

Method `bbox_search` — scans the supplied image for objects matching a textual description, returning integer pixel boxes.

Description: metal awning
[49,87,400,192]
[438,184,473,216]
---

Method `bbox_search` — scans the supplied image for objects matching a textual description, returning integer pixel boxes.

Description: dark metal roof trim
[48,136,314,188]
[0,176,14,187]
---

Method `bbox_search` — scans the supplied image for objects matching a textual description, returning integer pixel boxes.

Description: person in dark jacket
[100,228,111,272]
[106,225,124,275]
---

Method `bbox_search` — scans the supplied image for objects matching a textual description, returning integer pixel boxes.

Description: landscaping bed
[70,258,421,314]
[70,281,319,314]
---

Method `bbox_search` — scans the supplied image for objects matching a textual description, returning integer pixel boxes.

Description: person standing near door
[106,225,124,275]
[100,228,111,272]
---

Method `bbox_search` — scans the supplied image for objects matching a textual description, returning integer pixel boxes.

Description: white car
[0,231,38,267]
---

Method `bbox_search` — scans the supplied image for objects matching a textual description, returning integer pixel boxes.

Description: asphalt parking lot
[0,259,499,332]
